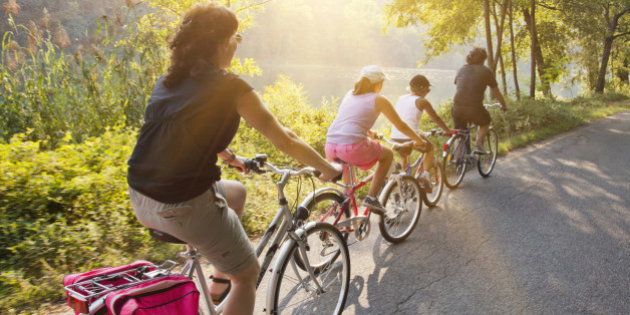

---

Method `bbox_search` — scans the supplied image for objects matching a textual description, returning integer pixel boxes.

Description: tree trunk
[527,1,535,97]
[499,52,508,96]
[523,7,552,97]
[617,56,629,85]
[491,1,508,96]
[595,36,614,93]
[508,0,520,100]
[484,0,495,73]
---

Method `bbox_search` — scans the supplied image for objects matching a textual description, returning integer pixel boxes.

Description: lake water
[245,64,581,109]
[245,64,458,109]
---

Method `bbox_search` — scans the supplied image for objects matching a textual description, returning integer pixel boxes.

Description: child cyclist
[390,74,451,193]
[325,65,428,212]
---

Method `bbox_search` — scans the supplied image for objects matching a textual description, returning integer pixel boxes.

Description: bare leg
[210,180,247,300]
[368,147,393,197]
[224,261,259,315]
[421,142,435,172]
[476,124,489,148]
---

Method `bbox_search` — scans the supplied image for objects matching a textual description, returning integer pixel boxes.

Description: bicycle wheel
[271,222,350,315]
[477,128,498,177]
[378,175,422,243]
[302,190,350,240]
[443,136,467,189]
[419,158,444,207]
[295,190,349,272]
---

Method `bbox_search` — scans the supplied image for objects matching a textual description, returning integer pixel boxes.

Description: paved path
[341,110,630,314]
[51,111,630,314]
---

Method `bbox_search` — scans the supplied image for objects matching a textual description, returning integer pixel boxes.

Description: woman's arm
[235,90,339,180]
[416,98,450,132]
[375,95,427,145]
[490,86,508,111]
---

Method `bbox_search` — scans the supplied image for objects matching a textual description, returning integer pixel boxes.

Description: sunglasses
[235,33,243,44]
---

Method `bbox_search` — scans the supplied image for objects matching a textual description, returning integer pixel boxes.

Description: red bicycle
[301,143,423,244]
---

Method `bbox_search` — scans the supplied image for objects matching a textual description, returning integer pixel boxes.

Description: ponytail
[353,77,379,95]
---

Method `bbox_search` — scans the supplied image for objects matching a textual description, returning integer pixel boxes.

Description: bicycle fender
[299,187,344,209]
[265,222,315,314]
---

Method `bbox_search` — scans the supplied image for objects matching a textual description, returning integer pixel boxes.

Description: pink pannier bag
[64,260,155,314]
[104,275,199,315]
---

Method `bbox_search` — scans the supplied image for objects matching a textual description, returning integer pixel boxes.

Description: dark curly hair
[466,47,488,65]
[163,3,238,88]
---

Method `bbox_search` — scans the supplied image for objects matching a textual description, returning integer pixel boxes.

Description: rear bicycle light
[67,294,89,314]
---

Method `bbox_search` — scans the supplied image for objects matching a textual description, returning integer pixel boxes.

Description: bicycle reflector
[443,143,449,152]
[67,294,89,314]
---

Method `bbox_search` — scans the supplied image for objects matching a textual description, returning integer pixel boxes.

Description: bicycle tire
[418,158,444,207]
[477,128,498,177]
[378,175,422,243]
[295,190,349,272]
[270,222,350,315]
[443,135,467,189]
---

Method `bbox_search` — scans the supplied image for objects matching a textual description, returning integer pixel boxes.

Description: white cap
[359,65,388,83]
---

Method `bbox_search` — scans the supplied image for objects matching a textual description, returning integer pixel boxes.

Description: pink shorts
[325,139,383,170]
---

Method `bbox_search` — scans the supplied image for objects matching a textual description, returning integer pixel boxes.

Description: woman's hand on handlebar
[227,156,250,174]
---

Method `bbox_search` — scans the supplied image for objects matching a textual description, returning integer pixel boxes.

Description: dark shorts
[452,105,491,129]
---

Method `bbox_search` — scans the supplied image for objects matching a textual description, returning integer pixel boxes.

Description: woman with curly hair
[126,3,340,314]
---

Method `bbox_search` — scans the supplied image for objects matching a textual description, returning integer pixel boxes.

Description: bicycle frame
[165,162,326,315]
[443,127,473,161]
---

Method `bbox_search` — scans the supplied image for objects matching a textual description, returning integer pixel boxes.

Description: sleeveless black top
[127,67,252,203]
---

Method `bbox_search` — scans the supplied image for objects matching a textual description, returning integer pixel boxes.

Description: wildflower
[74,44,85,63]
[40,7,51,30]
[90,44,104,62]
[26,20,42,52]
[2,0,20,16]
[53,24,71,49]
[115,12,124,26]
[125,0,137,8]
[8,39,19,51]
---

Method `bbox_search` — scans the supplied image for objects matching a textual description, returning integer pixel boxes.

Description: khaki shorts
[129,182,256,275]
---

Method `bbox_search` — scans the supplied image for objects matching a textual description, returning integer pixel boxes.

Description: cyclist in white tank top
[390,75,451,186]
[391,94,423,140]
[325,65,428,213]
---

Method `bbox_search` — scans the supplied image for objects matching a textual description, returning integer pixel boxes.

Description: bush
[0,129,180,313]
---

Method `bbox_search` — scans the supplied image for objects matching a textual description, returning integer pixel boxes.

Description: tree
[553,0,630,93]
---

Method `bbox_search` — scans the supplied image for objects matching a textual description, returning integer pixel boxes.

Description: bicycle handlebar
[242,154,343,182]
[484,103,502,108]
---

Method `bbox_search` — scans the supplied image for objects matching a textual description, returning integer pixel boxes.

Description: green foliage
[0,0,262,148]
[383,0,481,63]
[0,128,180,313]
[0,5,169,147]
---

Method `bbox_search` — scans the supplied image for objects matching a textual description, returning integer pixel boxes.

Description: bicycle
[373,130,446,207]
[64,154,350,315]
[301,143,423,244]
[443,103,500,189]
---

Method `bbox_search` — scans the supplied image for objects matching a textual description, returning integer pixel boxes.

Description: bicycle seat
[148,229,186,244]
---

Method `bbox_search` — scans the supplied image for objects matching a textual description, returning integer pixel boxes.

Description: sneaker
[417,173,433,194]
[472,146,490,155]
[362,196,386,215]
